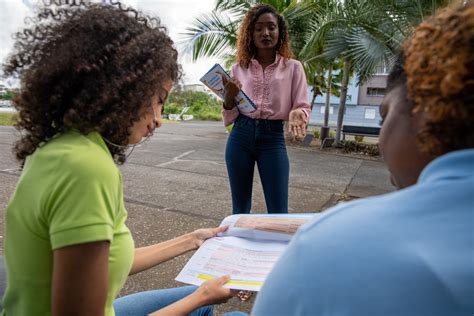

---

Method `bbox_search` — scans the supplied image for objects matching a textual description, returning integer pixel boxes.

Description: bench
[342,125,380,140]
[167,106,190,121]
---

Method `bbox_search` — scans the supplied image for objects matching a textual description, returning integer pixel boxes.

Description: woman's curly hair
[2,0,181,164]
[403,3,474,156]
[236,4,293,67]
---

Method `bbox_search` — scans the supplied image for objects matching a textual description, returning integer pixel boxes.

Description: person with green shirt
[1,1,233,315]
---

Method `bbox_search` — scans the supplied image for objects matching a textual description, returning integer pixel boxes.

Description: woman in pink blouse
[222,4,311,214]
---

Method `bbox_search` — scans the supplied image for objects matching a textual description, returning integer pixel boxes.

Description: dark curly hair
[403,3,474,156]
[2,0,181,164]
[236,4,293,67]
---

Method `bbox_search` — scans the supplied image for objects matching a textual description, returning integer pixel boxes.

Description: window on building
[364,108,377,119]
[375,63,390,74]
[367,87,386,96]
[320,106,334,115]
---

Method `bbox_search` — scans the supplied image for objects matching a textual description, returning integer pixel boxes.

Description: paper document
[176,213,315,291]
[200,64,257,113]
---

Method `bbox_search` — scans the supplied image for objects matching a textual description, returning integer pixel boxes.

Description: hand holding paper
[221,75,241,110]
[191,225,229,248]
[194,275,234,305]
[200,64,257,113]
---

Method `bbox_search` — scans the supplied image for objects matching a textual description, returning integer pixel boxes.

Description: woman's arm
[221,65,241,126]
[289,61,311,139]
[149,275,233,316]
[130,226,227,275]
[52,241,110,316]
[290,61,311,118]
[130,233,195,275]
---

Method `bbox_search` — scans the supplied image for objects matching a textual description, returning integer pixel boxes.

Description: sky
[0,0,222,86]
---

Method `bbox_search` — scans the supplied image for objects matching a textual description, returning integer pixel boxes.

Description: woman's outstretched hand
[191,225,229,248]
[289,108,307,140]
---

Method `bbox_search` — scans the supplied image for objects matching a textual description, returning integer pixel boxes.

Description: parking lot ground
[0,122,393,314]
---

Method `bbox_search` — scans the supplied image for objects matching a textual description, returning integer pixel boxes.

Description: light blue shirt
[253,149,474,316]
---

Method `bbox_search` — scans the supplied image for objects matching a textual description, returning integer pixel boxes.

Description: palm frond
[320,28,349,60]
[180,12,238,61]
[214,0,254,18]
[283,1,319,56]
[344,27,391,84]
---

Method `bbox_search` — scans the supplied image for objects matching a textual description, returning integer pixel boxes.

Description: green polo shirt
[2,130,134,316]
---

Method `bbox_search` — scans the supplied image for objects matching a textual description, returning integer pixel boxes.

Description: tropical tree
[182,0,450,145]
[305,0,450,146]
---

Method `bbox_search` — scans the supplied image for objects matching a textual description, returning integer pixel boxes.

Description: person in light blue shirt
[250,3,474,316]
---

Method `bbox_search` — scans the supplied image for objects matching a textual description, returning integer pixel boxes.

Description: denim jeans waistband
[235,114,284,128]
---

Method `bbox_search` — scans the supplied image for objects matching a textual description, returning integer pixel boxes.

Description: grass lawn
[0,113,17,126]
[162,119,177,124]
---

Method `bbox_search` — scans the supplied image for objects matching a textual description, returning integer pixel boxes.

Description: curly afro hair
[403,3,474,156]
[2,0,181,164]
[236,4,294,67]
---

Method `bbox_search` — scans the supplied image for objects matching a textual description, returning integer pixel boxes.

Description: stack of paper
[176,213,315,291]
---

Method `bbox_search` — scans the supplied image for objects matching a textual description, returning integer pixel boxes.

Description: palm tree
[305,0,450,147]
[182,0,449,146]
[297,0,343,141]
[182,0,343,142]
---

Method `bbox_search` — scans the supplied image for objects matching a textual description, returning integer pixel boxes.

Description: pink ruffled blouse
[222,54,311,126]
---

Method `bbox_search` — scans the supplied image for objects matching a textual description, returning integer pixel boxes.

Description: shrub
[193,111,221,121]
[163,102,180,115]
[0,91,15,101]
[342,140,380,156]
[313,129,320,139]
[354,135,364,143]
[166,90,222,121]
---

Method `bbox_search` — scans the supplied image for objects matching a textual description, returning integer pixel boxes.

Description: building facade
[183,83,207,93]
[309,68,388,128]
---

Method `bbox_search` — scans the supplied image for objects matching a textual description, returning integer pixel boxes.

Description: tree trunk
[310,73,322,111]
[320,64,333,141]
[323,64,332,127]
[333,58,351,147]
[310,90,317,111]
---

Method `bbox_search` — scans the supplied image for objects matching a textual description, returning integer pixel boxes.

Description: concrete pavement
[0,122,394,314]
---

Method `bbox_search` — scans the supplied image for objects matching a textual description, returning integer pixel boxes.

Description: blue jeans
[113,286,212,316]
[225,115,289,214]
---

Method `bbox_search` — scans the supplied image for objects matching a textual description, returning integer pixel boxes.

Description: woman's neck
[256,50,277,67]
